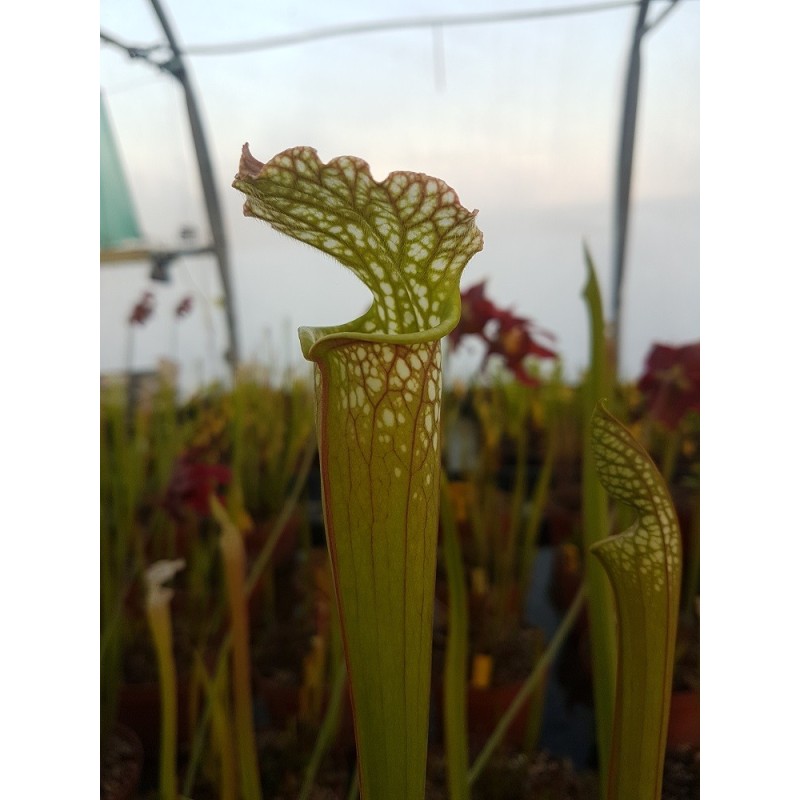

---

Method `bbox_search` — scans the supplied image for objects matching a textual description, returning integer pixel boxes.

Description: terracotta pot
[667,690,700,748]
[467,682,533,748]
[431,675,534,750]
[101,722,144,800]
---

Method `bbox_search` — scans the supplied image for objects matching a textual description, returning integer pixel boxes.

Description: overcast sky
[99,0,699,391]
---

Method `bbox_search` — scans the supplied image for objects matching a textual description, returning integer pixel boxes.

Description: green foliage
[212,497,263,800]
[180,441,318,800]
[144,559,185,800]
[468,585,586,787]
[298,657,348,800]
[579,245,616,790]
[193,654,237,800]
[230,365,315,521]
[100,380,152,744]
[440,476,471,800]
[589,403,682,800]
[446,378,555,653]
[233,144,483,800]
[99,143,698,799]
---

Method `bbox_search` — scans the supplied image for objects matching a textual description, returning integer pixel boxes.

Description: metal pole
[610,0,650,370]
[148,0,240,370]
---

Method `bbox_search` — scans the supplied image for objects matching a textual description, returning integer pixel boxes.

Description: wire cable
[101,0,694,59]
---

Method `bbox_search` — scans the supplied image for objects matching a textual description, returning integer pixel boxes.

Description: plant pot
[467,681,533,749]
[667,690,700,749]
[101,722,144,800]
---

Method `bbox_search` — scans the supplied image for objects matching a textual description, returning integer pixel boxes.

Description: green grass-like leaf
[440,477,471,800]
[589,403,682,800]
[579,244,615,790]
[233,145,483,800]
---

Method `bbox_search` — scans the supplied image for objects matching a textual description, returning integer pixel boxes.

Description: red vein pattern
[234,145,483,799]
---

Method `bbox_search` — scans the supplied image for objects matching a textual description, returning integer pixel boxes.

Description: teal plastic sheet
[100,92,142,252]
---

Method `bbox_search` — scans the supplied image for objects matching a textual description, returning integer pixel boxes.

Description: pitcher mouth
[232,144,483,361]
[297,311,456,364]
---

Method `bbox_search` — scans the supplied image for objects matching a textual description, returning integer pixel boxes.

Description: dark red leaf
[637,342,700,430]
[175,295,193,318]
[129,291,155,326]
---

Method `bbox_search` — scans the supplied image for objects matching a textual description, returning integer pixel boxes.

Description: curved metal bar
[143,0,240,369]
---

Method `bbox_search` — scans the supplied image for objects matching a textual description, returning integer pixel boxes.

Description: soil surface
[101,724,143,800]
[662,745,701,800]
[130,743,698,799]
